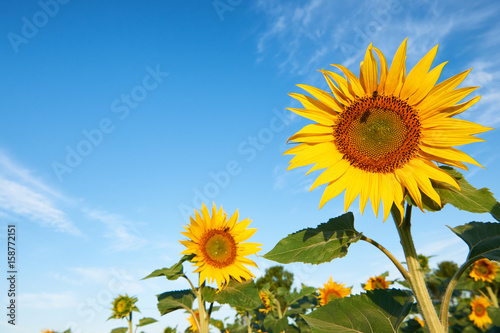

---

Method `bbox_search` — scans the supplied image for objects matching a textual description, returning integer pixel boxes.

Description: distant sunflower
[180,203,262,289]
[187,310,200,331]
[259,291,272,314]
[41,330,55,333]
[469,296,492,329]
[109,294,138,319]
[363,275,392,290]
[318,276,352,305]
[285,39,492,220]
[469,258,499,282]
[414,316,425,327]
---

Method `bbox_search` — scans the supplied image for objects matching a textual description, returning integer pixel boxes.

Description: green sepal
[263,212,362,264]
[201,280,261,311]
[156,289,195,315]
[136,317,158,327]
[110,328,128,333]
[143,254,194,281]
[302,289,414,333]
[448,222,500,262]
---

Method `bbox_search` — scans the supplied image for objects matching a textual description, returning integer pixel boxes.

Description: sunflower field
[41,40,500,333]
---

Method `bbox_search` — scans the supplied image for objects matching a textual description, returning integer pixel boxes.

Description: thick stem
[360,235,411,281]
[246,311,252,333]
[394,204,443,333]
[195,284,210,333]
[487,286,499,308]
[128,312,133,333]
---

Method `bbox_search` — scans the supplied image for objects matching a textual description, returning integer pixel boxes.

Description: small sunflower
[285,39,492,221]
[318,276,352,305]
[41,330,55,333]
[180,203,262,289]
[469,258,499,282]
[259,291,272,314]
[469,296,492,329]
[414,316,425,327]
[109,294,139,319]
[363,275,392,290]
[187,310,200,331]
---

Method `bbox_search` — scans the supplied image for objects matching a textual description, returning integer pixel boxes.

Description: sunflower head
[109,294,139,320]
[41,330,55,333]
[187,310,200,331]
[180,203,262,289]
[469,258,499,282]
[285,39,492,221]
[363,275,392,291]
[258,291,272,314]
[318,276,352,306]
[469,296,492,329]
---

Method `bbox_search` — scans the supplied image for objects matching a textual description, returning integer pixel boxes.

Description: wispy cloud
[0,150,81,235]
[84,209,148,253]
[19,291,78,309]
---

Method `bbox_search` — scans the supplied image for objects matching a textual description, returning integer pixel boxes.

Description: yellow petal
[297,84,343,113]
[331,64,366,97]
[400,44,438,100]
[385,38,407,95]
[407,61,447,105]
[360,44,378,94]
[287,108,336,126]
[372,46,388,93]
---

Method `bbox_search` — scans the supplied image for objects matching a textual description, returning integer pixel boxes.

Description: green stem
[246,311,252,333]
[360,235,411,281]
[487,286,499,308]
[394,204,443,333]
[128,312,133,333]
[195,283,209,333]
[439,258,476,331]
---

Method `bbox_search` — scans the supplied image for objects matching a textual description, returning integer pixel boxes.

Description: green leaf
[136,317,158,327]
[157,289,195,315]
[202,280,261,311]
[143,254,194,281]
[263,213,362,264]
[302,289,414,333]
[435,167,500,221]
[263,316,289,333]
[285,285,317,306]
[110,328,128,333]
[487,306,500,326]
[448,222,500,261]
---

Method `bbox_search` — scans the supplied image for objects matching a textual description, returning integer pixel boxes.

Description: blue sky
[1,0,500,332]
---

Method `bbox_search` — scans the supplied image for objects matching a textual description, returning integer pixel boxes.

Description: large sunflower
[318,276,352,305]
[469,296,492,329]
[363,275,392,291]
[180,203,262,289]
[285,39,492,220]
[469,258,499,282]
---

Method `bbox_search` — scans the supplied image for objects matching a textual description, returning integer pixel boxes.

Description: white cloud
[84,209,147,253]
[0,176,81,235]
[19,291,78,309]
[0,151,81,235]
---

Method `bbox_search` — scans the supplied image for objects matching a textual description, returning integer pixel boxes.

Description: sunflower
[469,258,499,282]
[363,275,392,290]
[414,316,425,327]
[109,294,139,319]
[285,39,492,220]
[41,330,55,333]
[187,310,200,331]
[180,203,262,289]
[318,276,352,305]
[469,296,492,329]
[259,291,272,314]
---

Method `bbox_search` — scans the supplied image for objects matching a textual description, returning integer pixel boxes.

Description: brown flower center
[201,229,237,268]
[475,304,486,316]
[325,290,342,303]
[334,95,421,173]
